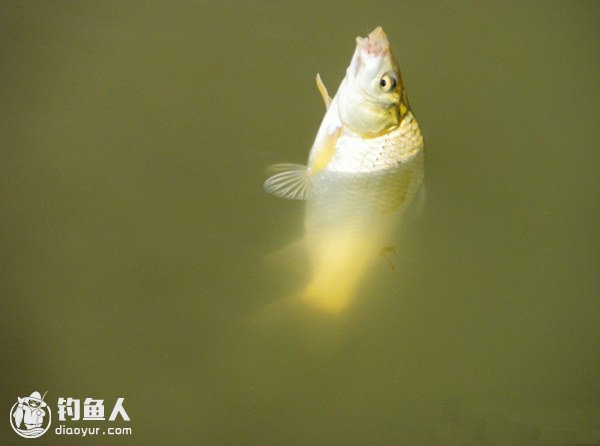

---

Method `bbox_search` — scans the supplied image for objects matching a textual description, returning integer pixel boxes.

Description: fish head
[338,27,409,137]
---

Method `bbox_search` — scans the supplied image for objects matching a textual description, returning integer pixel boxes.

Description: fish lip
[356,26,390,57]
[348,26,390,76]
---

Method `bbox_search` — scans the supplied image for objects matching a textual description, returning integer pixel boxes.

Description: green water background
[1,1,598,445]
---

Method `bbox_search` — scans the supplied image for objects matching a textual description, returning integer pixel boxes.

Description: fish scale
[327,112,424,173]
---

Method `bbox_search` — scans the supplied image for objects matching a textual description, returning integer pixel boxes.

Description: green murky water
[1,2,598,445]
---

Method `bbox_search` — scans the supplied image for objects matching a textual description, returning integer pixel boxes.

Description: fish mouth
[348,26,390,75]
[356,26,390,57]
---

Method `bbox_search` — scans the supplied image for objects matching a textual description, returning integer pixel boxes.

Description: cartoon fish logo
[10,390,52,438]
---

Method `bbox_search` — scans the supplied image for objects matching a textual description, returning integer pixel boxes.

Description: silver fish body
[265,27,424,313]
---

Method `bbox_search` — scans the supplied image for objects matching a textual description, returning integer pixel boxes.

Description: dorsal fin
[316,73,332,109]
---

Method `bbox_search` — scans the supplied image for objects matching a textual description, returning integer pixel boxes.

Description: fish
[13,399,24,428]
[264,27,424,313]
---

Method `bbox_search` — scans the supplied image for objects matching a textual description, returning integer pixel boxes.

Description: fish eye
[379,73,397,93]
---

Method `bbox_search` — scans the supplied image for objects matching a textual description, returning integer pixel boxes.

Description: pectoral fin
[308,125,340,174]
[264,163,312,200]
[316,73,332,109]
[263,124,339,200]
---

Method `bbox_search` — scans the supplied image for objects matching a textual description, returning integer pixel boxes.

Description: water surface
[1,2,598,444]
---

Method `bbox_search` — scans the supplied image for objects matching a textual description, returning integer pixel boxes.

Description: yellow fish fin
[316,73,332,109]
[308,125,340,174]
[264,163,312,200]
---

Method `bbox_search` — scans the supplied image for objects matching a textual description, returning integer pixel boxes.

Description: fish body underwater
[264,27,424,313]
